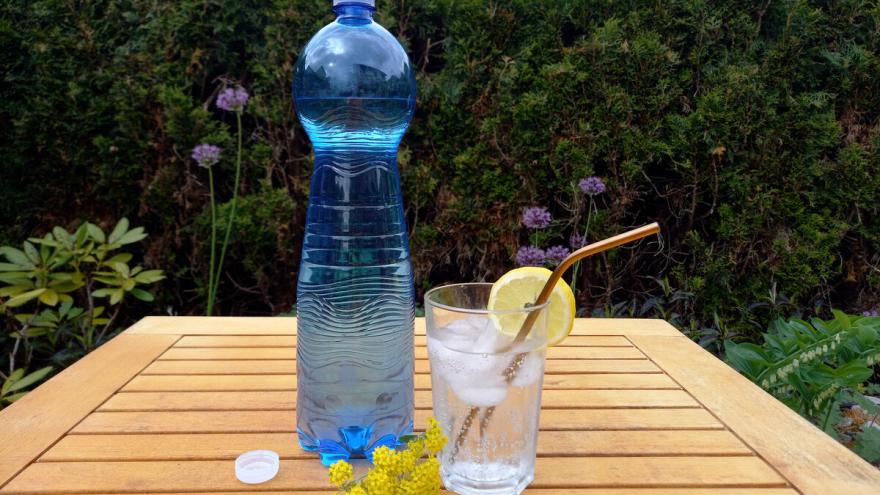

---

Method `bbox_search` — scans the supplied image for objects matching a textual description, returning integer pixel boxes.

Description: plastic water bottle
[292,0,416,465]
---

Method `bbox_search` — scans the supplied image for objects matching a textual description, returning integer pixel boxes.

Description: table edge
[631,334,880,494]
[0,333,178,488]
[125,315,683,336]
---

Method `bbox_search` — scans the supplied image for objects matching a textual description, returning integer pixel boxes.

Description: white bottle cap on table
[235,450,279,484]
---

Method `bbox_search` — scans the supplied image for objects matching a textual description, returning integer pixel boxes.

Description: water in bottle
[292,0,416,465]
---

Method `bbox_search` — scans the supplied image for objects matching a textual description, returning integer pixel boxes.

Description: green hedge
[2,1,879,338]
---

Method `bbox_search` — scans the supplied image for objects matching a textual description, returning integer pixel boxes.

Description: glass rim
[424,282,551,315]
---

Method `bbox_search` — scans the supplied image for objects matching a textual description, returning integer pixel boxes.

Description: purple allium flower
[216,86,249,112]
[515,246,545,266]
[545,245,571,266]
[863,309,879,317]
[192,144,221,168]
[521,207,552,229]
[579,176,606,196]
[569,232,587,250]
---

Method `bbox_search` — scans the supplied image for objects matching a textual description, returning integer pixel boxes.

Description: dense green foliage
[0,219,164,404]
[726,312,880,461]
[1,1,879,339]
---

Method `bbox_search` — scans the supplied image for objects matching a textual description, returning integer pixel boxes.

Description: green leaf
[111,262,130,277]
[23,241,40,264]
[116,227,147,245]
[91,288,115,298]
[86,223,106,243]
[52,226,70,243]
[38,289,59,306]
[2,369,25,395]
[108,217,130,244]
[853,427,880,463]
[74,225,88,245]
[105,253,133,265]
[49,281,81,293]
[130,288,154,302]
[109,289,124,305]
[0,285,32,297]
[122,279,136,291]
[3,288,47,308]
[831,360,872,385]
[133,269,165,284]
[0,247,34,268]
[0,273,32,285]
[3,392,28,403]
[6,366,53,393]
[724,340,769,379]
[0,262,25,272]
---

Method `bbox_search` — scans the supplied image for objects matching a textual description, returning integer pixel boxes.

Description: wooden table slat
[41,429,752,461]
[176,334,634,348]
[72,408,723,434]
[1,457,786,493]
[143,358,663,375]
[158,345,647,360]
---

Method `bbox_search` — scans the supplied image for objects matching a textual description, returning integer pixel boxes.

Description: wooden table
[1,317,878,494]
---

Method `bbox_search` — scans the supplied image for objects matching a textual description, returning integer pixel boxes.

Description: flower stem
[570,196,595,292]
[212,111,244,312]
[206,167,217,316]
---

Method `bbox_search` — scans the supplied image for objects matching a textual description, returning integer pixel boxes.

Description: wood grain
[141,358,662,375]
[114,384,697,409]
[157,346,646,360]
[0,334,177,488]
[125,316,681,337]
[1,457,785,493]
[175,334,634,348]
[42,429,750,462]
[114,373,678,402]
[632,334,880,495]
[72,407,721,434]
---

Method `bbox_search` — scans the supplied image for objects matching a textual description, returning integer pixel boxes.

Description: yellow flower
[399,457,441,494]
[328,459,354,488]
[347,487,367,495]
[425,418,447,454]
[362,468,397,493]
[371,445,403,476]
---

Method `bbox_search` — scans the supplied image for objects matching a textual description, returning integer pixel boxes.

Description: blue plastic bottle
[292,0,416,465]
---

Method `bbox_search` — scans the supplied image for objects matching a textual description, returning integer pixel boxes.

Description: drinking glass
[425,283,549,495]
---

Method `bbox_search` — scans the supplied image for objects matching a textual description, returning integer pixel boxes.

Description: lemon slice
[487,267,576,346]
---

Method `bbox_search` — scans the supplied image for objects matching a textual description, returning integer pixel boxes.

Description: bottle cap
[235,450,280,485]
[334,0,376,6]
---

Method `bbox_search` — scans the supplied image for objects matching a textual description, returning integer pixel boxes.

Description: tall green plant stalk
[206,167,218,316]
[208,111,244,314]
[570,196,595,293]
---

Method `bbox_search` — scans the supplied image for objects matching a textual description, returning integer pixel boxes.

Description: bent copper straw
[449,222,661,461]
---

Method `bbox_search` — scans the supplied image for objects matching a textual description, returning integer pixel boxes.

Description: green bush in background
[1,1,879,341]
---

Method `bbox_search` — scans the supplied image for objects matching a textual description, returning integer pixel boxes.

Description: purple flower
[863,309,879,317]
[545,245,571,266]
[192,144,221,168]
[515,246,545,266]
[579,176,606,196]
[569,233,587,250]
[522,207,552,229]
[216,86,249,112]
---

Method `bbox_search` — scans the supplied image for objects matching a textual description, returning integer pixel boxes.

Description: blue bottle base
[298,422,413,466]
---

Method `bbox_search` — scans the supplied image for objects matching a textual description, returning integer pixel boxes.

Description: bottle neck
[333,4,374,22]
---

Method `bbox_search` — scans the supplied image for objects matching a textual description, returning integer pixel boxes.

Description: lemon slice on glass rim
[487,266,576,346]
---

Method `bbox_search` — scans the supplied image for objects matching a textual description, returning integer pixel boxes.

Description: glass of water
[425,283,549,495]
